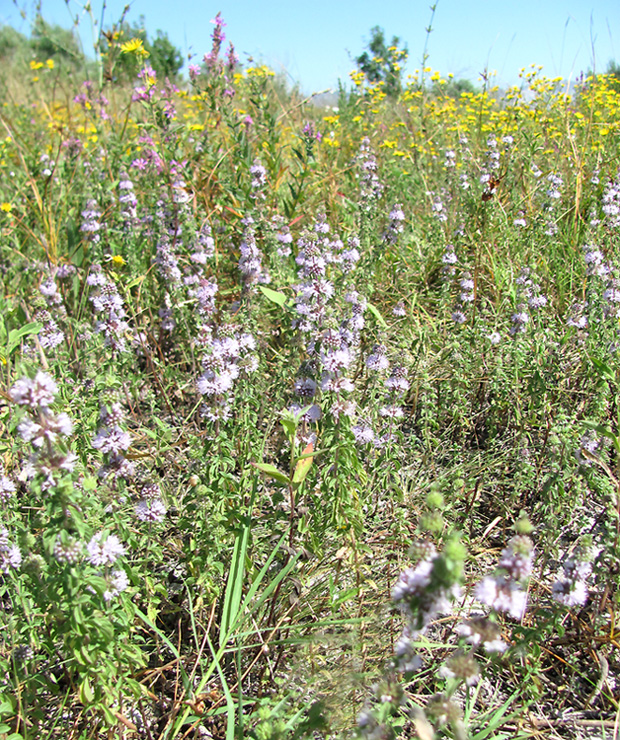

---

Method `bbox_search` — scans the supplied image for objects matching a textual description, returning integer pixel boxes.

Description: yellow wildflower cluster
[245,66,276,79]
[5,49,619,205]
[340,64,620,164]
[120,38,150,59]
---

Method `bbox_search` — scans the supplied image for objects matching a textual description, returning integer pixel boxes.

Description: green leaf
[152,416,172,441]
[95,616,115,643]
[367,302,387,328]
[252,462,290,486]
[591,356,615,382]
[79,678,94,705]
[72,605,84,626]
[258,285,288,307]
[0,694,16,716]
[82,476,97,491]
[220,511,252,647]
[7,322,43,356]
[280,416,297,438]
[280,405,312,433]
[173,539,298,736]
[126,274,146,289]
[85,576,109,598]
[292,444,314,485]
[203,632,237,740]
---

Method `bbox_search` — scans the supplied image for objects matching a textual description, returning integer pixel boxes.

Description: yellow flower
[30,60,44,70]
[111,255,126,266]
[46,59,54,70]
[120,38,149,58]
[0,202,12,213]
[246,65,274,78]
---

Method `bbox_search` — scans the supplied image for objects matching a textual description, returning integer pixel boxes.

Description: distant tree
[30,15,83,67]
[149,30,183,79]
[99,18,183,83]
[583,59,620,93]
[604,60,620,92]
[355,26,408,97]
[440,77,476,98]
[0,25,27,60]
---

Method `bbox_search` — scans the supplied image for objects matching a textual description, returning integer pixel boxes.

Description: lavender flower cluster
[391,541,463,672]
[11,372,76,492]
[289,211,367,434]
[10,370,132,599]
[36,272,67,350]
[87,264,133,352]
[510,267,547,335]
[196,326,259,423]
[475,534,533,620]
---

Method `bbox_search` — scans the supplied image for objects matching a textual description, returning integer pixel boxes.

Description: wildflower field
[1,14,620,740]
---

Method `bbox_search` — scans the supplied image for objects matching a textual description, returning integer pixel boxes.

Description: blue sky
[3,0,618,93]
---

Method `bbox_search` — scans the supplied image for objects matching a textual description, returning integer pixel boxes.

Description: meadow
[1,14,620,739]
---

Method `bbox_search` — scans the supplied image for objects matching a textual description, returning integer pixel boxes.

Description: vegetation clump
[0,9,620,740]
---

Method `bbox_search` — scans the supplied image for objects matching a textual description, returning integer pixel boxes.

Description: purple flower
[92,426,131,454]
[442,245,458,266]
[379,405,404,419]
[352,424,375,445]
[474,535,534,619]
[392,544,462,635]
[552,555,592,607]
[294,377,317,398]
[104,569,129,601]
[250,159,267,191]
[0,529,21,572]
[87,533,126,567]
[80,199,102,243]
[602,174,620,227]
[475,575,528,620]
[136,498,167,523]
[10,372,58,409]
[367,346,390,372]
[18,413,73,447]
[0,469,16,501]
[131,158,149,171]
[456,617,507,654]
[384,366,409,394]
